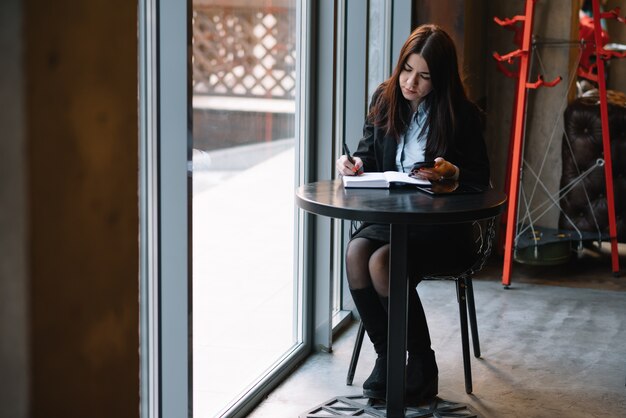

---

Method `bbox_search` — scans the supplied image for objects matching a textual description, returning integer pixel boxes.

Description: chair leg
[346,320,366,386]
[465,277,481,358]
[456,278,473,394]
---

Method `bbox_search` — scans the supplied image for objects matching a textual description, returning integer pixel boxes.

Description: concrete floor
[248,247,626,418]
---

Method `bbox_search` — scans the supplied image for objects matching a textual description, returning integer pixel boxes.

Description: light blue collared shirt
[395,102,428,172]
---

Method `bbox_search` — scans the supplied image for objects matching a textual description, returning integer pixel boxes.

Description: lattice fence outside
[192,5,296,99]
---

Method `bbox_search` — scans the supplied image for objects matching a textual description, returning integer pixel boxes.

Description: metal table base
[300,395,479,418]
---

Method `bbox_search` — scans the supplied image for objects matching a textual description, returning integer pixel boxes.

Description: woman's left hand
[411,157,458,182]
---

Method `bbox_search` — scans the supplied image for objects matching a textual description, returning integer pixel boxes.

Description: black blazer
[353,96,490,186]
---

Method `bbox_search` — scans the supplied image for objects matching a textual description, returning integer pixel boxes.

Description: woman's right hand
[336,155,363,176]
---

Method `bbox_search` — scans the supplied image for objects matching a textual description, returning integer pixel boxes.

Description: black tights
[345,237,390,295]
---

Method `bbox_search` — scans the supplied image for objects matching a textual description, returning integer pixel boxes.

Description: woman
[336,24,490,404]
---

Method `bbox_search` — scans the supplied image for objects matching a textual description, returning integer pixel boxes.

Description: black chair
[345,217,497,394]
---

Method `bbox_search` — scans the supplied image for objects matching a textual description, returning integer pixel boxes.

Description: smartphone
[411,161,436,170]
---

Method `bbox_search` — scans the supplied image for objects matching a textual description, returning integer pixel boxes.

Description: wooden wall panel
[24,0,140,416]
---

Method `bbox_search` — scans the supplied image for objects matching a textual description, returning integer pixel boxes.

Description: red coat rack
[494,0,626,287]
[493,0,561,287]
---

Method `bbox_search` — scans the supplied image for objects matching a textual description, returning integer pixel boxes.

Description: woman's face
[399,53,433,110]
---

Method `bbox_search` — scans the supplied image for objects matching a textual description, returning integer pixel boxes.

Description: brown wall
[22,0,139,416]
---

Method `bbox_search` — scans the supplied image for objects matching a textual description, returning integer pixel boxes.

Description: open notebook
[342,171,430,189]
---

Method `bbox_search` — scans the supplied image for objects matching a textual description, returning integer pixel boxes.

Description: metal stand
[300,396,479,418]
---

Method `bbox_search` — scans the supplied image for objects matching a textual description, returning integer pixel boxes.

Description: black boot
[406,351,438,405]
[405,287,438,404]
[350,286,388,400]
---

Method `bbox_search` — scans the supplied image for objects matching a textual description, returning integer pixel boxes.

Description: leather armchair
[559,92,626,242]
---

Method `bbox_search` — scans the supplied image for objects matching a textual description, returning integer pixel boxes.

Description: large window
[191,0,303,416]
[140,0,308,417]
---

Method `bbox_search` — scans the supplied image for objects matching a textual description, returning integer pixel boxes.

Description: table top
[296,179,507,224]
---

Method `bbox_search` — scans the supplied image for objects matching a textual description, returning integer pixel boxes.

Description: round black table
[296,179,507,418]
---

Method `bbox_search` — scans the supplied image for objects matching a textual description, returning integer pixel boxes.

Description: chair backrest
[420,217,496,281]
[458,217,496,277]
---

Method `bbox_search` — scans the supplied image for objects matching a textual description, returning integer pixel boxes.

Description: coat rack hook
[494,59,519,79]
[493,49,525,64]
[493,15,526,27]
[526,74,562,89]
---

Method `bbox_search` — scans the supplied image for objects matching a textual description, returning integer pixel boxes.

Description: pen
[342,143,354,163]
[343,143,361,174]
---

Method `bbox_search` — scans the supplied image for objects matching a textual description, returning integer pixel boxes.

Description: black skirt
[350,222,479,279]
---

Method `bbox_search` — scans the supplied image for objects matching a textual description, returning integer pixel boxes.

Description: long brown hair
[368,24,470,157]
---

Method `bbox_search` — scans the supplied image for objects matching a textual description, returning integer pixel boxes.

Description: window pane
[191,1,298,416]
